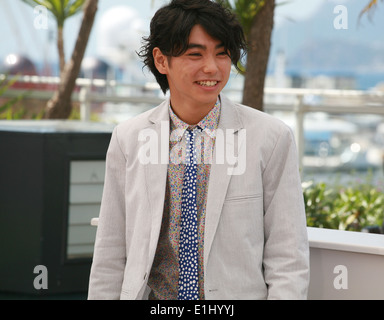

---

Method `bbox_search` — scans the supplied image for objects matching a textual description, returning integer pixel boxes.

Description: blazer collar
[147,94,243,132]
[148,97,171,125]
[217,94,243,132]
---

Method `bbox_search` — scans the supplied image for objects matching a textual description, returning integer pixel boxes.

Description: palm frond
[66,0,86,18]
[359,0,382,21]
[21,0,85,24]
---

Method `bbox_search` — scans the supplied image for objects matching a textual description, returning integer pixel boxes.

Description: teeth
[198,81,218,87]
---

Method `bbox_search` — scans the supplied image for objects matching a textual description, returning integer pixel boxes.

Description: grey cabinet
[0,121,113,295]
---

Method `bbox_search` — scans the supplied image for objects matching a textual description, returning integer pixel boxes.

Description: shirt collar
[169,98,221,141]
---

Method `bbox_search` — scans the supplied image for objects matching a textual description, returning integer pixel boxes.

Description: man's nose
[203,56,219,74]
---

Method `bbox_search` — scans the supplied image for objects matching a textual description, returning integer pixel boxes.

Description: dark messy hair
[137,0,247,94]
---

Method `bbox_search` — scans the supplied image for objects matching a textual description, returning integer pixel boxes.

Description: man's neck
[170,98,218,125]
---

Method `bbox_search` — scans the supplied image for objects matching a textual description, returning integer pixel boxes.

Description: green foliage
[215,1,290,38]
[0,74,32,120]
[216,0,265,36]
[67,107,100,121]
[21,0,86,27]
[303,172,384,232]
[302,181,340,229]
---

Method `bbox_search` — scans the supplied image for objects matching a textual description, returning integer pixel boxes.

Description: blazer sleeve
[262,124,310,299]
[88,126,127,300]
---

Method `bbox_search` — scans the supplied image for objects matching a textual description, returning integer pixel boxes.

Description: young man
[88,0,309,300]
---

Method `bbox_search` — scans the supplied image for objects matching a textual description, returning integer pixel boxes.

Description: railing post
[294,95,305,180]
[79,84,91,121]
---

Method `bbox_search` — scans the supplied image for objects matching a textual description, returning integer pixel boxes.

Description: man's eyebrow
[186,43,225,50]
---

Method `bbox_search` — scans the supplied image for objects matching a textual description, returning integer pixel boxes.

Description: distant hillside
[269,0,384,82]
[287,38,384,74]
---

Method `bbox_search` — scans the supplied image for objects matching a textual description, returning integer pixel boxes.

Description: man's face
[154,24,232,110]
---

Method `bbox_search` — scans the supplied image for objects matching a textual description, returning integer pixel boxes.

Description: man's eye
[188,53,201,56]
[218,51,228,56]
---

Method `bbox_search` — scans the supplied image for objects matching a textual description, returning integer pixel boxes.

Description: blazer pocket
[220,193,264,240]
[224,193,262,202]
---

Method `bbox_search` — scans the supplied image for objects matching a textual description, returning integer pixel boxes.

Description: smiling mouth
[196,81,218,87]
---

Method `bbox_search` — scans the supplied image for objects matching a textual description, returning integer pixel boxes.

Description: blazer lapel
[204,94,244,267]
[144,99,171,262]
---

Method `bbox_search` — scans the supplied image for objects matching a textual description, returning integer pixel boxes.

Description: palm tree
[216,0,275,112]
[45,0,98,119]
[21,0,86,74]
[21,0,98,119]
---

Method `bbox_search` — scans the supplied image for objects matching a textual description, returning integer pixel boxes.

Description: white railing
[2,74,384,174]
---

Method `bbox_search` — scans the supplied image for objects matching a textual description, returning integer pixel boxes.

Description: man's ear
[153,47,168,75]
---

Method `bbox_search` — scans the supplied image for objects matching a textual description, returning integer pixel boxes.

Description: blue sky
[0,0,324,66]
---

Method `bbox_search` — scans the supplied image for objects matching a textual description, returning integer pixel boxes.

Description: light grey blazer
[87,94,310,300]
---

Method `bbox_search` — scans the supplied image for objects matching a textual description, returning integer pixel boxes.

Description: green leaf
[0,74,21,96]
[67,0,86,18]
